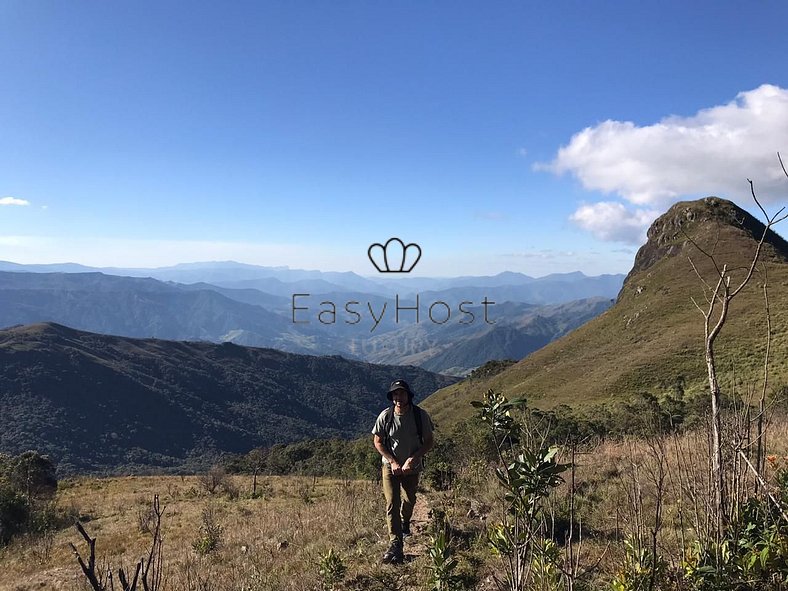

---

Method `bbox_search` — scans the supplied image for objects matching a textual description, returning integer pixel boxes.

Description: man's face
[391,388,410,409]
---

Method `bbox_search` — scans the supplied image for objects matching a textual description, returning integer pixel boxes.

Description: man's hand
[402,457,417,473]
[390,460,403,475]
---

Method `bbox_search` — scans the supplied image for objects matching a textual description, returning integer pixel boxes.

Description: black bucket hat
[387,378,414,401]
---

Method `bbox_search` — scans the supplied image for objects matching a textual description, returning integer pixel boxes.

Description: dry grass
[423,412,788,589]
[3,413,788,590]
[0,474,429,591]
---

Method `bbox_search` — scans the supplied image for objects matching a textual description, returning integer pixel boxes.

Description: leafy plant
[318,548,347,590]
[609,538,667,591]
[472,389,570,591]
[681,492,788,590]
[192,505,223,555]
[427,529,460,591]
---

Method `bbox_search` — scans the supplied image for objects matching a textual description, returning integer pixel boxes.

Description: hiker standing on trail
[372,378,435,564]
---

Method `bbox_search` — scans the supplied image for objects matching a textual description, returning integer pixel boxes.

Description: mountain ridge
[0,269,618,374]
[624,197,788,289]
[422,197,788,430]
[0,322,457,474]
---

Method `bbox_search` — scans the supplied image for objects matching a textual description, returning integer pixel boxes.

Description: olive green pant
[382,465,419,542]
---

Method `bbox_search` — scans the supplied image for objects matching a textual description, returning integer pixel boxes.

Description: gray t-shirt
[372,405,434,469]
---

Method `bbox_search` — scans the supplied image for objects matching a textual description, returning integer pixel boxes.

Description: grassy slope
[423,198,788,431]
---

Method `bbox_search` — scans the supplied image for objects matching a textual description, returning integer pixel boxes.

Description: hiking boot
[402,521,411,537]
[382,539,404,564]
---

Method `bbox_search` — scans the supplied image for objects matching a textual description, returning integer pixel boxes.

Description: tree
[7,451,57,505]
[685,155,788,536]
[0,451,57,545]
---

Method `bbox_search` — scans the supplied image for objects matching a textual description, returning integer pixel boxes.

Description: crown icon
[368,237,422,273]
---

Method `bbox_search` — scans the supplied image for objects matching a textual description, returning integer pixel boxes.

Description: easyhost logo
[291,238,495,332]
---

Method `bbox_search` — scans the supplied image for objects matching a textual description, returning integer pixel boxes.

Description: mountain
[0,323,458,474]
[416,274,622,305]
[0,271,616,374]
[175,282,288,309]
[422,197,788,430]
[0,261,98,273]
[1,260,624,299]
[0,261,387,293]
[0,271,304,348]
[359,298,613,375]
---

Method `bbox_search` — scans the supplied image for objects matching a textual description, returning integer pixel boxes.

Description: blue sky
[2,1,788,277]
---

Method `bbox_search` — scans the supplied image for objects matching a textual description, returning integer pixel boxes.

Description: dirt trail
[403,492,432,561]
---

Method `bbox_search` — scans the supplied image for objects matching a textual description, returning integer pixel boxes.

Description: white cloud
[540,84,788,205]
[537,84,788,242]
[0,197,30,206]
[570,202,659,244]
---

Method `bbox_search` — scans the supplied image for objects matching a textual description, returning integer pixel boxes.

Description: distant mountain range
[0,263,621,375]
[0,260,623,300]
[0,322,458,474]
[423,197,788,429]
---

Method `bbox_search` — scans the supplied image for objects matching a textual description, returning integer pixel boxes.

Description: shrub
[423,439,456,491]
[318,548,347,590]
[198,465,227,495]
[0,451,57,546]
[192,505,223,555]
[6,451,57,502]
[427,529,460,591]
[472,389,570,591]
[0,486,29,545]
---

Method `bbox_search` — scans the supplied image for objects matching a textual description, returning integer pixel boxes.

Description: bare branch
[687,256,714,304]
[680,224,725,279]
[737,450,788,523]
[689,296,706,315]
[70,522,104,591]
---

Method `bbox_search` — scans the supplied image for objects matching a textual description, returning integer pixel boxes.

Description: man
[372,378,435,564]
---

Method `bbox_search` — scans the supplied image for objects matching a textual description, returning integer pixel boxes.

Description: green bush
[318,548,347,590]
[192,505,223,555]
[423,439,456,491]
[0,486,29,545]
[0,451,57,546]
[427,529,460,591]
[229,437,382,480]
[680,465,788,590]
[609,538,667,591]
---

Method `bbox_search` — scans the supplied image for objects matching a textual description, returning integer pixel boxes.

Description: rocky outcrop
[622,197,788,291]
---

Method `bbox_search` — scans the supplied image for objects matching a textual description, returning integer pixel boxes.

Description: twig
[737,450,788,524]
[69,522,104,591]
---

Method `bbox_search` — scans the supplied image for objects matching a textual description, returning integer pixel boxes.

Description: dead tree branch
[71,495,166,591]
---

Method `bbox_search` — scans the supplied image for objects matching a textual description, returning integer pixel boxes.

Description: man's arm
[373,434,403,474]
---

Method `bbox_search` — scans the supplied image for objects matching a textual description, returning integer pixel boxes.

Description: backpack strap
[383,405,395,455]
[413,404,424,445]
